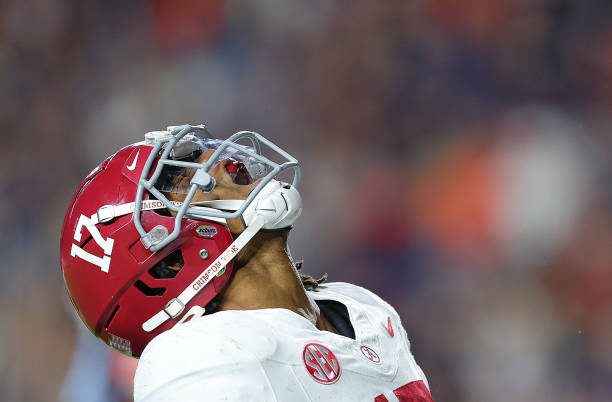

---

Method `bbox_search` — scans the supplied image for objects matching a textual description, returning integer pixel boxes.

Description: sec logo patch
[302,343,341,384]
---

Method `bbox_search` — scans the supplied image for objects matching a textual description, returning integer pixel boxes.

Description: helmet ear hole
[148,249,184,279]
[134,280,166,296]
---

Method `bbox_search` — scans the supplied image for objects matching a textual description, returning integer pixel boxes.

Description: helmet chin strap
[141,181,302,333]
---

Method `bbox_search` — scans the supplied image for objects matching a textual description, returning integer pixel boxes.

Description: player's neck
[218,231,336,333]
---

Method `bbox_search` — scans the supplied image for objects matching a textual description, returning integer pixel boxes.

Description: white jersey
[134,282,433,402]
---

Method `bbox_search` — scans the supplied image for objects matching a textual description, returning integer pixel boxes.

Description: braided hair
[294,260,328,291]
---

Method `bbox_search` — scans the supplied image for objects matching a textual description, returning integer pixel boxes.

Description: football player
[60,125,433,401]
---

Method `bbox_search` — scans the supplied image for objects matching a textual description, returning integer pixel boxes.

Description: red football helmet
[60,125,302,356]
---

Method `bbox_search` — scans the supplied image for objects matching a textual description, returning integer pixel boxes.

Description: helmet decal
[70,214,115,273]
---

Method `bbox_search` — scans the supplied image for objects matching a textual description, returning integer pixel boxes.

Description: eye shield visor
[133,124,301,252]
[152,133,268,194]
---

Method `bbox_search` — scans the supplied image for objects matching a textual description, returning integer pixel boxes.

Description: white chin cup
[242,180,302,230]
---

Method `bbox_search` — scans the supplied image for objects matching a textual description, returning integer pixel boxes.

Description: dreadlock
[295,260,328,291]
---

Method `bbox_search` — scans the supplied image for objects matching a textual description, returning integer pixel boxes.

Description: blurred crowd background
[1,0,611,401]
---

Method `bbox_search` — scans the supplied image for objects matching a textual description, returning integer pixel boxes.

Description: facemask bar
[133,124,301,252]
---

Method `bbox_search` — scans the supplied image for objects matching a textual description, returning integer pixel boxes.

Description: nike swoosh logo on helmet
[127,150,140,171]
